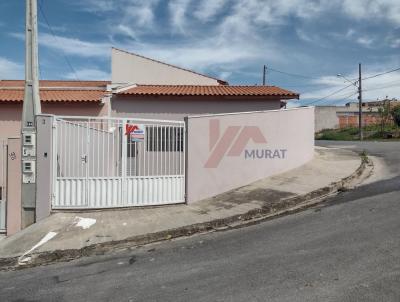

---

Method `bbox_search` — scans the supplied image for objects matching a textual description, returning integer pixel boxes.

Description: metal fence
[52,116,186,209]
[0,139,7,232]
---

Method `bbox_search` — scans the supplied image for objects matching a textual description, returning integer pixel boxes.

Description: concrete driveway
[0,141,399,302]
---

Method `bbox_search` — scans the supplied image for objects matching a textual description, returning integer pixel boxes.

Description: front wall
[0,102,108,141]
[111,96,282,121]
[186,107,315,203]
[6,138,21,235]
[0,103,22,140]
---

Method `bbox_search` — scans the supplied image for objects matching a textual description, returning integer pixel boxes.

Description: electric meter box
[22,133,36,156]
[23,133,35,145]
[22,160,36,183]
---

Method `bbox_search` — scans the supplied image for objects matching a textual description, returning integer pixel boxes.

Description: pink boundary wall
[185,107,315,203]
[6,138,22,235]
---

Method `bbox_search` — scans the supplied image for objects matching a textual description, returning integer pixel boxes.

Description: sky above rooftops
[0,0,399,106]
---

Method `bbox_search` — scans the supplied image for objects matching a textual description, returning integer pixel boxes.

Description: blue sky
[0,0,399,105]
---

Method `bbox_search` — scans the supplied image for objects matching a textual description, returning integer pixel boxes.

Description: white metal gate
[0,139,7,232]
[52,116,185,209]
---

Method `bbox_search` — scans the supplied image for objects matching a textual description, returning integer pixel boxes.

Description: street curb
[0,152,372,271]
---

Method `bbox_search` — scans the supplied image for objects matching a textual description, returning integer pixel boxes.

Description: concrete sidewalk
[0,147,369,268]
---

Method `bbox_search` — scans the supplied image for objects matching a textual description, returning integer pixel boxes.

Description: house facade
[0,48,299,139]
[0,48,302,236]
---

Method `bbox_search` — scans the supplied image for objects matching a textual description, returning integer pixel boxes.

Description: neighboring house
[111,48,228,86]
[315,99,399,132]
[109,49,298,120]
[0,80,110,140]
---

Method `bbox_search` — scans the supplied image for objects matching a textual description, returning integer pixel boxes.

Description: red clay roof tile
[0,80,110,88]
[117,85,299,99]
[0,89,106,103]
[0,80,108,103]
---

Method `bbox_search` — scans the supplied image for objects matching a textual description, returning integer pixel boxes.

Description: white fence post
[121,118,128,205]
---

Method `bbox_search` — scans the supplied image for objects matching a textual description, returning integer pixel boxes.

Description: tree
[391,105,400,127]
[378,100,391,136]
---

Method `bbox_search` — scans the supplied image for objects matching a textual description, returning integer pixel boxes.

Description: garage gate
[52,117,186,209]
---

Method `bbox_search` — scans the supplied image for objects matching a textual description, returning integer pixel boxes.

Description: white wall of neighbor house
[111,48,222,85]
[186,107,315,203]
[111,95,282,121]
[315,106,340,132]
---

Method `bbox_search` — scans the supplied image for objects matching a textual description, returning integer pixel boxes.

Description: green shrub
[391,106,400,127]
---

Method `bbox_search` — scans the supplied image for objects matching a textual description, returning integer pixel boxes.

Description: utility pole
[358,63,363,140]
[21,0,41,228]
[262,65,267,85]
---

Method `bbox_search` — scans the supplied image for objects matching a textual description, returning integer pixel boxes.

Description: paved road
[1,141,399,302]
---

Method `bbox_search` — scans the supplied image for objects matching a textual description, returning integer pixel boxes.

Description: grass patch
[316,125,400,141]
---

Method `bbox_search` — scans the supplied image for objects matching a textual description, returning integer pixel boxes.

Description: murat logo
[205,119,267,168]
[204,119,287,168]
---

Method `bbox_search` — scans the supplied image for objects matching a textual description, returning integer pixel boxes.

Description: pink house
[0,48,299,140]
[0,48,300,235]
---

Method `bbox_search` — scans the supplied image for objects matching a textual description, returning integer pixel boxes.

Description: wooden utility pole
[21,0,41,227]
[358,63,363,140]
[262,65,266,85]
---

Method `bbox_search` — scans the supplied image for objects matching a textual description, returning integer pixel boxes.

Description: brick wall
[338,114,386,128]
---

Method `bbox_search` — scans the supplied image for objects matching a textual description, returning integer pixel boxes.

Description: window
[146,126,184,152]
[127,140,137,157]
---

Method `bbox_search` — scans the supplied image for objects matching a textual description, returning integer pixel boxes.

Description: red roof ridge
[0,89,106,103]
[112,47,229,85]
[135,84,281,87]
[0,80,110,89]
[117,84,299,100]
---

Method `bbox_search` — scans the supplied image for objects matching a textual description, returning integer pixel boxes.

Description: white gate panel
[52,117,185,209]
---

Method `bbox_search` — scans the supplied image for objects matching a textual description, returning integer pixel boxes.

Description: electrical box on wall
[22,160,36,183]
[22,133,36,157]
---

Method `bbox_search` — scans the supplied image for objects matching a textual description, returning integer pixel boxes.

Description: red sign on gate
[125,124,145,142]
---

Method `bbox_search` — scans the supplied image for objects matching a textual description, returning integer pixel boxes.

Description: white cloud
[116,24,137,39]
[124,35,282,76]
[64,68,110,80]
[11,32,110,58]
[341,0,400,25]
[356,36,375,47]
[0,57,24,79]
[78,0,115,13]
[40,33,110,57]
[168,0,192,34]
[390,38,400,48]
[194,0,227,21]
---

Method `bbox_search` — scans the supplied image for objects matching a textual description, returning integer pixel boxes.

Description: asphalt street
[0,141,399,302]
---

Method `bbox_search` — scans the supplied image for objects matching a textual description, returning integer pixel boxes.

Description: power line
[268,67,319,80]
[38,1,80,81]
[304,83,356,106]
[268,65,400,105]
[362,67,400,81]
[363,82,400,92]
